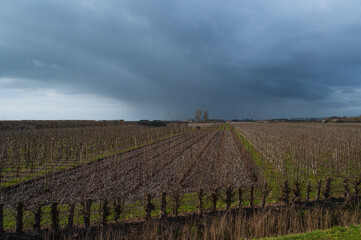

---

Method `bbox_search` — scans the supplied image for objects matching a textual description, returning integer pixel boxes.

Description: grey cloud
[1,0,361,119]
[26,60,62,70]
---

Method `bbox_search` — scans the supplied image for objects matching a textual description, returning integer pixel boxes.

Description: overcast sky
[1,0,361,120]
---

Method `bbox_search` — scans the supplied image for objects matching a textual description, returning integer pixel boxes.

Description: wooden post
[0,203,3,233]
[281,180,290,205]
[316,180,322,201]
[249,184,254,208]
[113,197,123,223]
[51,202,59,231]
[343,179,350,199]
[262,183,270,208]
[145,194,154,220]
[160,192,167,218]
[33,205,42,232]
[102,199,109,225]
[353,179,360,196]
[16,201,23,234]
[83,199,92,228]
[197,189,204,216]
[306,181,311,201]
[225,187,234,211]
[211,189,219,214]
[172,194,181,217]
[238,187,243,209]
[293,180,301,202]
[67,203,75,229]
[323,177,332,199]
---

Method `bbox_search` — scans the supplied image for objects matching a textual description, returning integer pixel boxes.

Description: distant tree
[203,110,209,121]
[194,109,202,122]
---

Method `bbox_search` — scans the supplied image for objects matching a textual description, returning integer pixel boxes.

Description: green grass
[256,225,361,240]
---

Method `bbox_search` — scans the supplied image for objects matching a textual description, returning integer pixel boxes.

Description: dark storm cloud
[1,0,361,119]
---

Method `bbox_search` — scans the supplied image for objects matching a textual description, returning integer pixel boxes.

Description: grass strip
[231,125,279,185]
[256,225,361,240]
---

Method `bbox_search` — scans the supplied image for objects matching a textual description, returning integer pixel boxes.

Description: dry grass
[54,202,361,240]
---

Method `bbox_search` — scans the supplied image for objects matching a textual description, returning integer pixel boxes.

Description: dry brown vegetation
[54,206,361,240]
[0,121,263,237]
[233,122,361,189]
[0,122,188,186]
[2,126,258,207]
[1,121,361,239]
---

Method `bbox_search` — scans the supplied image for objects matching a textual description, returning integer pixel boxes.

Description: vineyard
[233,122,361,196]
[0,122,189,187]
[0,121,361,239]
[3,125,258,204]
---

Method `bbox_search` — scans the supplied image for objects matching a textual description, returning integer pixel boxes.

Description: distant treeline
[232,119,254,122]
[0,120,190,131]
[233,115,361,123]
[321,115,361,123]
[138,120,167,127]
[0,120,125,131]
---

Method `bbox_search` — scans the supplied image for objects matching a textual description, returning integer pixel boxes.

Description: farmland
[0,121,361,239]
[0,121,189,187]
[233,122,361,195]
[3,124,258,206]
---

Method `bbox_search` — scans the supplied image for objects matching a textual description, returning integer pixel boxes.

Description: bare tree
[203,110,209,121]
[194,109,202,122]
